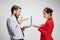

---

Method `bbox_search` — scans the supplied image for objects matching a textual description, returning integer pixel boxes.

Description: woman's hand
[32,23,45,28]
[40,23,44,27]
[32,25,39,28]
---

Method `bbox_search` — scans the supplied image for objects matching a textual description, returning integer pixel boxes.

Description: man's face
[14,9,21,18]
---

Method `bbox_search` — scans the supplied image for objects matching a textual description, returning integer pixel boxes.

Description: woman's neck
[47,16,52,19]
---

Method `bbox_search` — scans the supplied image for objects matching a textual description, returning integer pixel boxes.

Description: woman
[33,7,54,40]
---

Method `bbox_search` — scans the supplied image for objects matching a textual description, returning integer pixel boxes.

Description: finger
[23,18,29,21]
[20,17,23,21]
[25,18,29,20]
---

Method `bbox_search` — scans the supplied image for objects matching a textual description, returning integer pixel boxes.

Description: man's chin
[16,17,19,18]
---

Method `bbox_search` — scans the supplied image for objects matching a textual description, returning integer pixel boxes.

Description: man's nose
[19,13,20,15]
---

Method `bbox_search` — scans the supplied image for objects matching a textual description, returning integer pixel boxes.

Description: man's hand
[23,25,31,28]
[19,17,29,24]
[21,28,25,31]
[22,25,31,31]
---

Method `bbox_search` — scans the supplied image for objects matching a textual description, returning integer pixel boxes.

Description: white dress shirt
[6,15,24,39]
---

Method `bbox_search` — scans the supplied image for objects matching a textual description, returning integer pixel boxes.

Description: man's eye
[44,13,45,14]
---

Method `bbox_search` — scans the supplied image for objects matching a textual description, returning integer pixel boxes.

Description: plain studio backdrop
[0,0,60,40]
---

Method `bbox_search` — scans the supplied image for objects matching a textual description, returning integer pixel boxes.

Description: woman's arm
[32,25,40,28]
[38,21,53,35]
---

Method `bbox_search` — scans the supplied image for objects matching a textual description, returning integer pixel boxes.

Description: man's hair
[43,7,53,16]
[11,5,21,14]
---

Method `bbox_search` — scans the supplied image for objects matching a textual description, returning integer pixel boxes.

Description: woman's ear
[49,13,51,16]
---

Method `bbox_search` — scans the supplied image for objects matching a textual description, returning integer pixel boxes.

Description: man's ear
[14,10,17,14]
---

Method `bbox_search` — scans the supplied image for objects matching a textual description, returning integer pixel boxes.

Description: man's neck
[12,14,18,19]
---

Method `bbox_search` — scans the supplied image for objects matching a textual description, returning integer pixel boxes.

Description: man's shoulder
[6,16,12,22]
[7,16,11,20]
[7,16,17,23]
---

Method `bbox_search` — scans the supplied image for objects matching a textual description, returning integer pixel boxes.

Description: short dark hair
[11,5,21,14]
[43,7,53,16]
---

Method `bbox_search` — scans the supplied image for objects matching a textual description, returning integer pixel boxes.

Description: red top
[38,17,54,40]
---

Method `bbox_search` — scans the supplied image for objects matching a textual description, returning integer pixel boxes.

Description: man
[6,5,30,40]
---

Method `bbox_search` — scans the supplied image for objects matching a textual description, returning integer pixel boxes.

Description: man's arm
[19,17,29,24]
[21,25,31,31]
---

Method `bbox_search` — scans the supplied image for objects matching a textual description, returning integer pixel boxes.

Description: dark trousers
[11,39,24,40]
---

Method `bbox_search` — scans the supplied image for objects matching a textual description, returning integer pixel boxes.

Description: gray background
[0,0,60,40]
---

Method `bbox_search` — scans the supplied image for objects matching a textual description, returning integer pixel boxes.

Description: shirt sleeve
[38,20,53,35]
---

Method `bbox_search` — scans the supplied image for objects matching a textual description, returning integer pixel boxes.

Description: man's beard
[15,14,19,19]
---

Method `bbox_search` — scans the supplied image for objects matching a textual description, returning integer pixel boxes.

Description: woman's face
[43,11,50,19]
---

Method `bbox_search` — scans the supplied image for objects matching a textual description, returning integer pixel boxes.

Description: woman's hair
[43,7,53,16]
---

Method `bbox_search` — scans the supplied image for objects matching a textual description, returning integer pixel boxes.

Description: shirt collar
[11,15,16,20]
